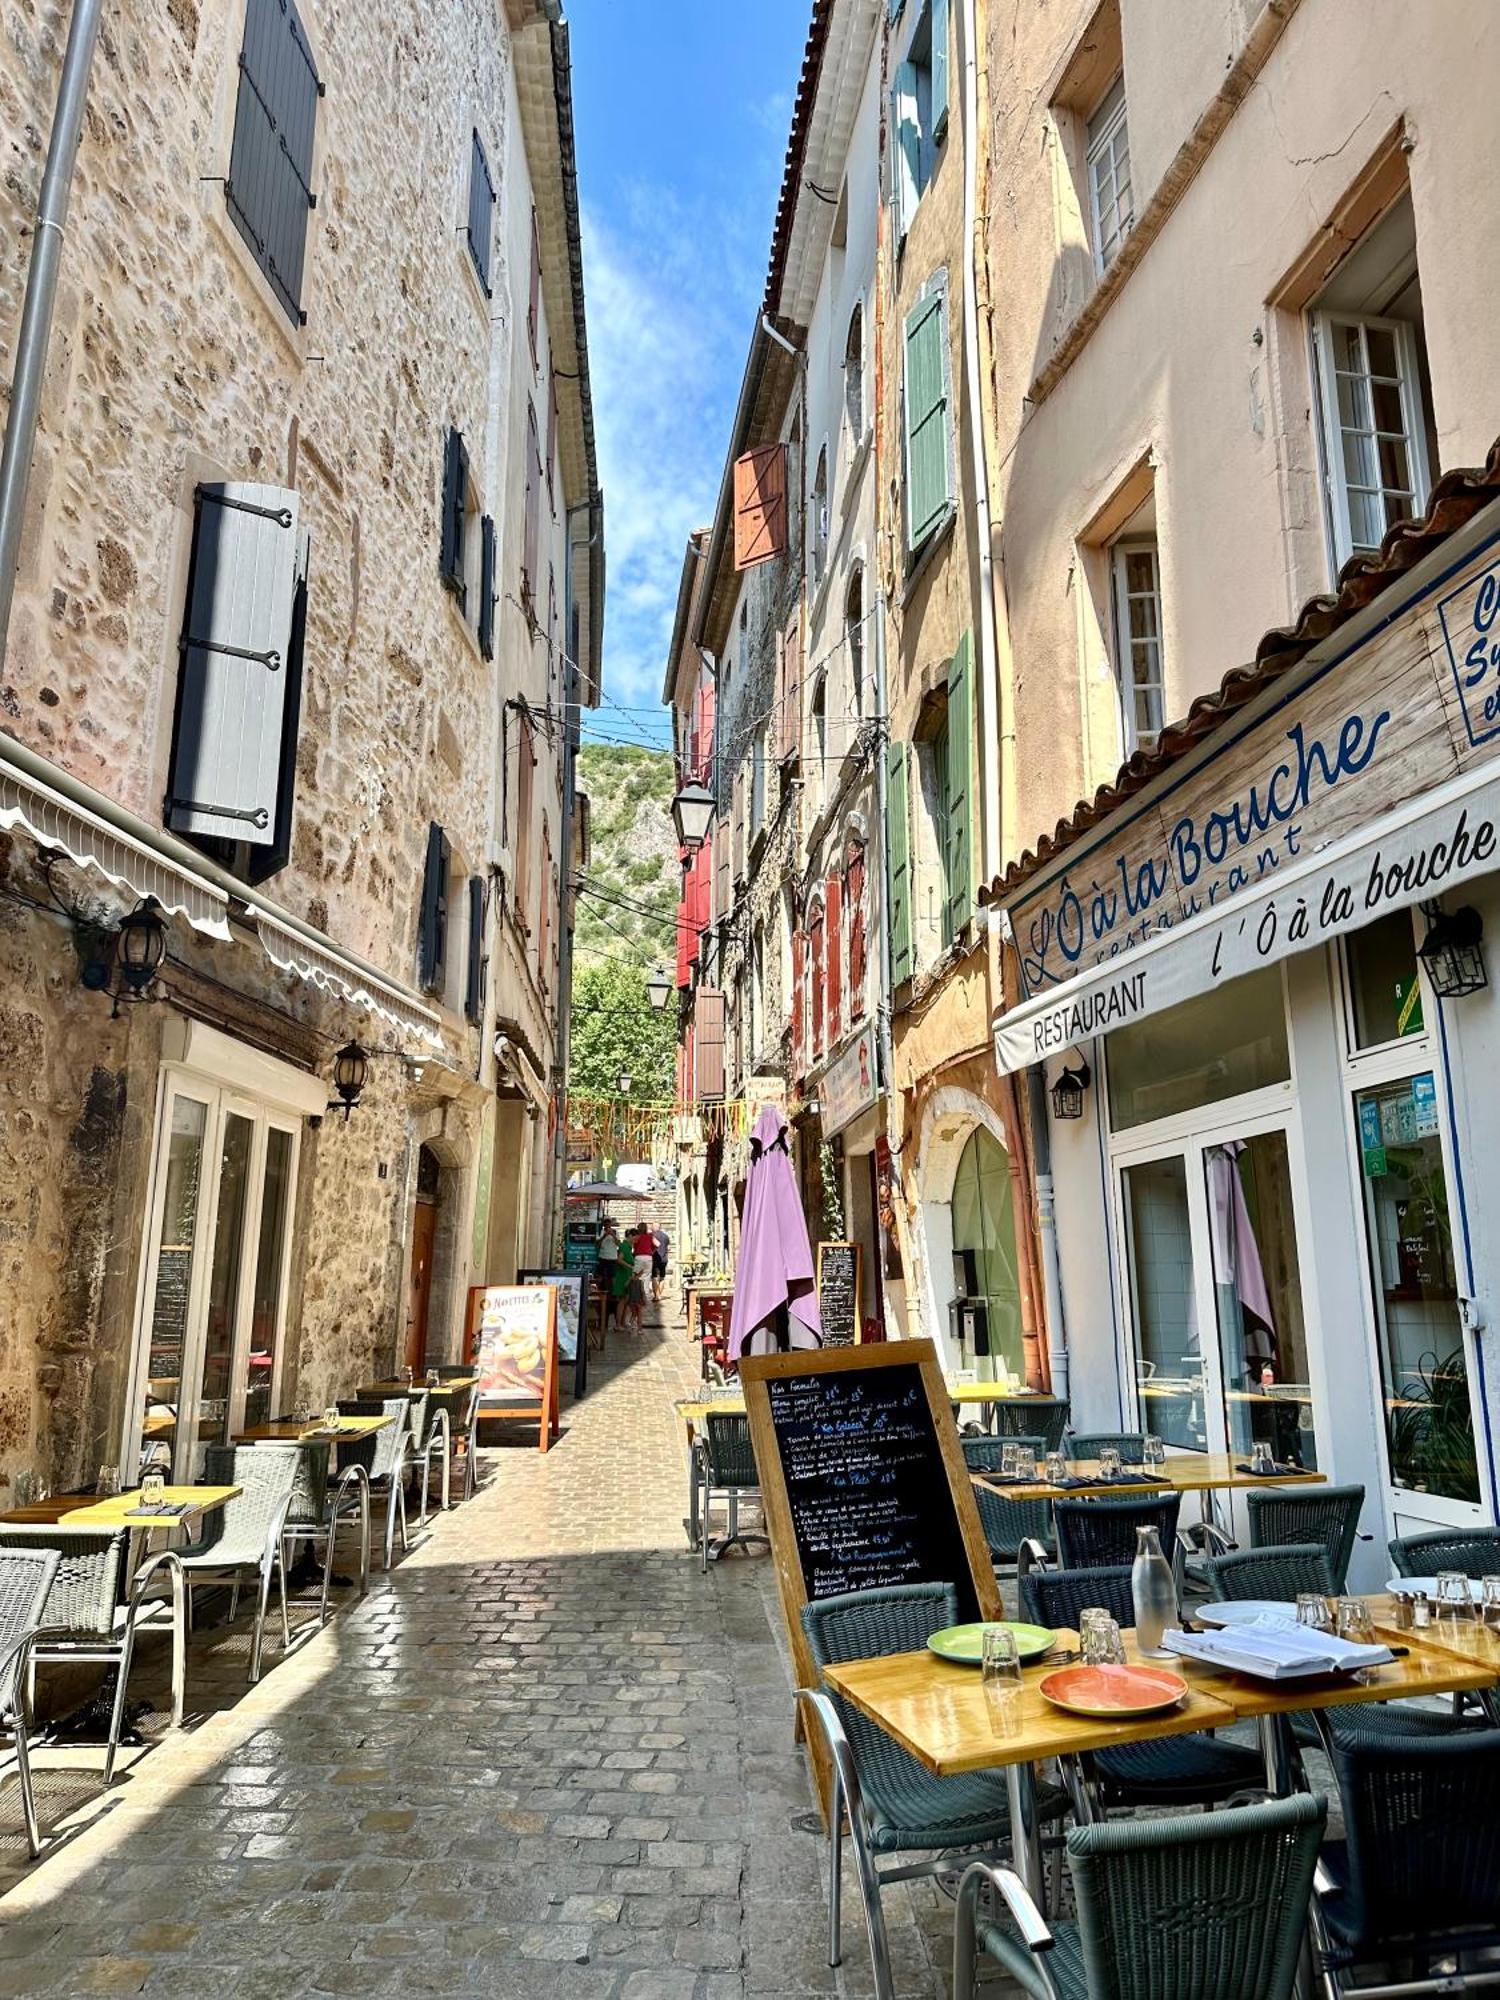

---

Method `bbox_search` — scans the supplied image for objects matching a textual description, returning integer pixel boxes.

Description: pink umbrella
[729,1104,822,1359]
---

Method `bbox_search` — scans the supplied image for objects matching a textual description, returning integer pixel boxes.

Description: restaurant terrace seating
[1389,1526,1500,1578]
[1052,1492,1184,1575]
[0,1546,60,1856]
[961,1435,1055,1575]
[1246,1482,1366,1591]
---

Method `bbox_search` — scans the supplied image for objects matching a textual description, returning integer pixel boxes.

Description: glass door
[1120,1154,1211,1453]
[132,1082,215,1476]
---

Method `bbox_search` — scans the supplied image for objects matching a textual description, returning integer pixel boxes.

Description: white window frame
[811,444,830,590]
[1110,538,1165,754]
[843,301,865,443]
[1086,74,1133,275]
[1311,310,1433,570]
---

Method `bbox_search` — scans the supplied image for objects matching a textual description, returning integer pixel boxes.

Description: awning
[994,755,1500,1074]
[257,913,443,1048]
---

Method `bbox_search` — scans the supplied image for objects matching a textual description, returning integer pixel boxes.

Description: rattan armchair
[995,1400,1070,1451]
[1388,1526,1500,1578]
[954,1792,1326,2000]
[1066,1431,1146,1464]
[961,1435,1054,1578]
[337,1399,411,1569]
[1246,1483,1366,1590]
[798,1581,1068,2000]
[695,1411,766,1571]
[434,1383,482,1508]
[279,1433,370,1624]
[177,1446,300,1685]
[0,1547,60,1855]
[1053,1493,1186,1588]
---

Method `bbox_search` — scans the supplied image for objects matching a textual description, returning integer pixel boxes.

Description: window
[886,743,912,985]
[845,567,865,717]
[527,207,542,371]
[845,840,867,1021]
[950,1129,1024,1376]
[464,875,488,1022]
[844,303,865,441]
[514,712,536,929]
[226,0,320,327]
[168,481,309,885]
[733,444,789,570]
[1106,964,1291,1131]
[1343,909,1423,1051]
[811,446,829,589]
[750,724,767,837]
[891,0,949,244]
[418,823,451,995]
[522,399,543,618]
[439,427,492,647]
[1086,75,1133,273]
[546,372,559,513]
[547,566,559,691]
[1313,315,1431,565]
[751,921,766,1060]
[809,897,826,1058]
[812,675,828,778]
[466,129,495,296]
[903,272,952,552]
[1111,539,1164,752]
[538,821,553,993]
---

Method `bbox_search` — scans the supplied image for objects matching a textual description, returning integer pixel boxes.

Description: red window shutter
[825,873,843,1046]
[846,843,867,1020]
[733,444,788,570]
[791,927,806,1079]
[810,904,825,1058]
[714,818,730,919]
[700,676,716,784]
[695,845,712,960]
[696,987,726,1099]
[676,874,691,988]
[780,606,802,762]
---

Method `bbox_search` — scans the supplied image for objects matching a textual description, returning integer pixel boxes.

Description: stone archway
[403,1112,473,1366]
[911,1087,1012,1369]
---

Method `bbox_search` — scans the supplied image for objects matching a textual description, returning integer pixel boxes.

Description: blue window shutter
[168,482,302,849]
[440,427,467,605]
[464,875,487,1022]
[418,823,450,993]
[226,0,321,326]
[478,515,496,659]
[467,130,494,296]
[931,0,950,140]
[886,742,912,984]
[889,0,904,19]
[945,631,973,936]
[904,282,951,548]
[892,62,920,243]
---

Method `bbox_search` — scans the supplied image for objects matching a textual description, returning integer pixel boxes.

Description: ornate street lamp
[645,967,672,1012]
[617,1069,633,1094]
[1049,1056,1092,1122]
[77,894,168,1016]
[670,783,715,855]
[329,1040,370,1120]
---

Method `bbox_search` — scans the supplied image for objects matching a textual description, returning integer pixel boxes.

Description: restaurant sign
[817,1019,879,1138]
[995,524,1500,1072]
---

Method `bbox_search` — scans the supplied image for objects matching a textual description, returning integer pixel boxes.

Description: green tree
[569,958,676,1104]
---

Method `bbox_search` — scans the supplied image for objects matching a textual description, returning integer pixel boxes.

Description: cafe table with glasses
[971,1442,1325,1504]
[674,1392,748,1548]
[235,1412,395,1444]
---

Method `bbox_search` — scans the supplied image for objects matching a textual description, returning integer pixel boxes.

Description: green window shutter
[931,0,950,139]
[904,283,950,549]
[945,632,974,938]
[886,741,913,985]
[892,62,920,244]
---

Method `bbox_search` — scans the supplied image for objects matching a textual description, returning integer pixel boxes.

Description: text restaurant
[990,465,1500,1580]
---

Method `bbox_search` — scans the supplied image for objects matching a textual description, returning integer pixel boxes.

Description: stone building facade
[0,0,600,1493]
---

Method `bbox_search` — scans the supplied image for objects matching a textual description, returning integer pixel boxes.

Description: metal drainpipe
[873,591,897,1316]
[1026,1060,1069,1399]
[552,499,594,1260]
[0,0,105,674]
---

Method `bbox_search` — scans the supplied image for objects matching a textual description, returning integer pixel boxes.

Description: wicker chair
[430,1384,482,1508]
[695,1412,766,1571]
[1067,1431,1146,1465]
[337,1400,411,1569]
[1312,1718,1500,1991]
[1021,1566,1263,1812]
[799,1581,1068,1998]
[954,1792,1326,2000]
[1389,1526,1500,1578]
[1246,1483,1366,1591]
[279,1431,371,1624]
[1053,1493,1184,1579]
[0,1524,177,1784]
[995,1401,1070,1451]
[177,1446,300,1685]
[961,1436,1054,1577]
[0,1547,60,1855]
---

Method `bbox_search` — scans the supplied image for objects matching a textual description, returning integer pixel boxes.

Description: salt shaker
[1413,1591,1431,1629]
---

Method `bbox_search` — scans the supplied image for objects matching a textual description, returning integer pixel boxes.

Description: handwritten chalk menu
[815,1242,862,1349]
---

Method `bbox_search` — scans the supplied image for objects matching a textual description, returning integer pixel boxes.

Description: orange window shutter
[733,443,788,570]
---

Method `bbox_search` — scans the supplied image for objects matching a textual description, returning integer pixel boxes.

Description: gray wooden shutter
[931,0,951,139]
[440,427,467,604]
[168,482,302,848]
[466,129,494,296]
[945,632,973,937]
[418,822,450,993]
[226,0,321,327]
[478,514,496,659]
[464,874,487,1022]
[248,524,310,884]
[886,740,913,984]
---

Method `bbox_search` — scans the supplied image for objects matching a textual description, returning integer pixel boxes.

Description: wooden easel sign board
[815,1241,863,1347]
[465,1283,561,1452]
[740,1339,1000,1810]
[517,1268,588,1399]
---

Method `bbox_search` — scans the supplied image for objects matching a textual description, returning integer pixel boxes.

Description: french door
[1114,1108,1318,1534]
[126,1074,299,1480]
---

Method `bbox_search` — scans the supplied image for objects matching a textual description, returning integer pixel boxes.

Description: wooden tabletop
[236,1414,395,1442]
[822,1615,1498,1779]
[974,1452,1325,1503]
[947,1384,1063,1406]
[65,1484,242,1528]
[357,1379,475,1398]
[0,1494,107,1525]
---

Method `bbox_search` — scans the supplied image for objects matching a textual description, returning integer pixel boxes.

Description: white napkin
[1164,1619,1392,1681]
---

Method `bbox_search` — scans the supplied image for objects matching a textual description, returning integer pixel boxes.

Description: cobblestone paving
[0,1304,981,1998]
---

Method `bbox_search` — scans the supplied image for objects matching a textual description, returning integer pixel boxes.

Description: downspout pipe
[0,0,104,674]
[1026,1058,1069,1400]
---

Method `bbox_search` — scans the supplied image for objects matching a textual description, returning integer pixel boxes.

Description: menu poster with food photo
[465,1283,560,1451]
[517,1269,588,1399]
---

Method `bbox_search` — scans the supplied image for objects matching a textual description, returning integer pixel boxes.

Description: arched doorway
[948,1129,1023,1379]
[404,1144,441,1371]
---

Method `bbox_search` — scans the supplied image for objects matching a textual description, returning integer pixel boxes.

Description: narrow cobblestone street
[0,1306,972,1999]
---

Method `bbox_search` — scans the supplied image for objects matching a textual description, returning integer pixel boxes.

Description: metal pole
[0,0,105,673]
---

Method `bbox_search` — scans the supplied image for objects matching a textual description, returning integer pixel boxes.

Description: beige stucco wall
[983,0,1500,865]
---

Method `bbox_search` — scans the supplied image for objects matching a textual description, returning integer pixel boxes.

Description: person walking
[624,1222,654,1333]
[596,1220,621,1333]
[650,1225,670,1304]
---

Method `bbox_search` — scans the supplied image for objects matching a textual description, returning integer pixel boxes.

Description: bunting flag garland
[563,1094,764,1157]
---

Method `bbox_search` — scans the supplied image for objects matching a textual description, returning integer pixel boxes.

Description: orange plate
[1039,1663,1188,1717]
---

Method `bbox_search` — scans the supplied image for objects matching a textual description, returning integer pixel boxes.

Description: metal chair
[1067,1431,1146,1464]
[337,1400,411,1569]
[1246,1483,1366,1591]
[0,1525,178,1784]
[279,1432,371,1621]
[409,1394,449,1524]
[996,1400,1069,1451]
[954,1792,1326,2000]
[177,1446,299,1684]
[0,1548,60,1855]
[798,1581,1068,2000]
[961,1435,1054,1577]
[1021,1565,1264,1813]
[1053,1493,1185,1581]
[696,1412,766,1571]
[442,1383,482,1505]
[1389,1526,1500,1578]
[1311,1717,1500,1993]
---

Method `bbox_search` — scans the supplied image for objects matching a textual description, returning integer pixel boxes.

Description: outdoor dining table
[971,1450,1325,1504]
[357,1377,476,1396]
[820,1609,1500,1900]
[235,1413,396,1444]
[674,1393,746,1549]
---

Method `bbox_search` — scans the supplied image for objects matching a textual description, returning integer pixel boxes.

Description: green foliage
[573,743,678,969]
[820,1143,846,1239]
[569,958,676,1104]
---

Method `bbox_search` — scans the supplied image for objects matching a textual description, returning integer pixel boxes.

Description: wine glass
[980,1625,1023,1737]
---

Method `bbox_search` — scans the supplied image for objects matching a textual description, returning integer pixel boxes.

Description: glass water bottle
[1131,1525,1178,1658]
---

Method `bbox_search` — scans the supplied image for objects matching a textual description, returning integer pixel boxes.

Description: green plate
[926,1622,1055,1666]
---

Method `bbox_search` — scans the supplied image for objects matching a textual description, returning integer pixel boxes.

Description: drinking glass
[1436,1571,1471,1623]
[1482,1577,1500,1630]
[1098,1447,1122,1479]
[1013,1446,1037,1480]
[1080,1608,1126,1666]
[12,1472,32,1510]
[140,1467,166,1508]
[323,1404,340,1431]
[1296,1592,1334,1633]
[980,1626,1023,1737]
[96,1465,120,1498]
[1143,1434,1166,1468]
[1044,1451,1068,1485]
[1336,1599,1376,1646]
[426,1368,441,1390]
[1251,1440,1276,1475]
[1000,1443,1019,1478]
[402,1365,415,1388]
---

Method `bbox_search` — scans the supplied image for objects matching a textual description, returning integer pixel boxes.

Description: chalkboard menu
[764,1363,979,1618]
[815,1241,862,1349]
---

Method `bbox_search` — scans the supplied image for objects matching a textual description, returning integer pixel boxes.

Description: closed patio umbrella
[729,1104,822,1359]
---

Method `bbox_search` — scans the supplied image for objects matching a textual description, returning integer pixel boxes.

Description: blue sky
[567,0,811,750]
